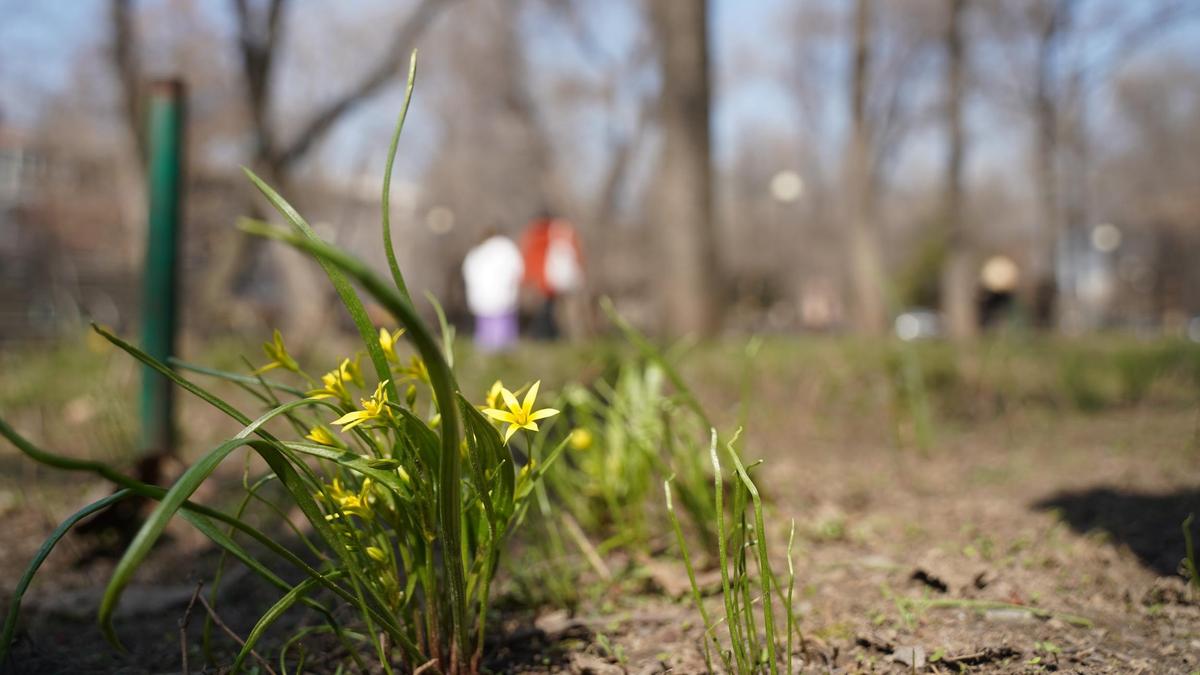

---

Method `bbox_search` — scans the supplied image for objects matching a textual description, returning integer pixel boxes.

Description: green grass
[665,430,799,674]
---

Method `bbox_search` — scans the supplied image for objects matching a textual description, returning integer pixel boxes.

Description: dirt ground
[2,340,1199,673]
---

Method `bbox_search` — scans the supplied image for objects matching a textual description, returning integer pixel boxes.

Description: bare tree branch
[232,0,288,163]
[110,0,145,165]
[273,0,453,170]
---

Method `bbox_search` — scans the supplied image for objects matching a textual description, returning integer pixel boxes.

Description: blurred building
[0,126,137,342]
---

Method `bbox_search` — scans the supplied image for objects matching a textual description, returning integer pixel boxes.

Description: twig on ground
[196,590,278,675]
[413,657,440,674]
[561,512,612,580]
[178,581,203,675]
[940,646,1020,666]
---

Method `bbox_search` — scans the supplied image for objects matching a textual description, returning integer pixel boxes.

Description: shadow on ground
[1033,486,1200,576]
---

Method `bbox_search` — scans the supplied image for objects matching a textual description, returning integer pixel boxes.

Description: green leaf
[232,571,344,672]
[281,441,409,495]
[1,489,133,664]
[456,395,502,531]
[94,325,255,427]
[99,437,258,648]
[388,405,441,476]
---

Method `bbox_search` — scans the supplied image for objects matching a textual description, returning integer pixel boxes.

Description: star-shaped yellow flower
[332,380,391,432]
[316,477,374,519]
[481,380,559,443]
[305,425,339,446]
[254,329,300,374]
[378,327,405,362]
[307,357,363,402]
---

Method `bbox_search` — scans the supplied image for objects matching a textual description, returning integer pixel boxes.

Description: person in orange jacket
[520,212,583,340]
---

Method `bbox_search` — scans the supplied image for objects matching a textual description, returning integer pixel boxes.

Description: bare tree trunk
[108,0,149,271]
[1031,0,1071,329]
[939,0,977,339]
[648,0,720,337]
[844,0,887,335]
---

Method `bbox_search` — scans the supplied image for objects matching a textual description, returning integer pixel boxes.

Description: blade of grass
[169,358,307,397]
[381,50,418,304]
[725,433,778,675]
[69,335,413,647]
[664,478,730,673]
[785,520,797,673]
[426,291,455,370]
[241,177,396,406]
[709,428,748,674]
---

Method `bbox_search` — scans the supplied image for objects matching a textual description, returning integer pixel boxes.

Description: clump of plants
[666,430,800,674]
[0,55,568,674]
[544,349,717,552]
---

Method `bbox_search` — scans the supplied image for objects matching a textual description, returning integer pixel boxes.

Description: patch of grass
[665,430,799,674]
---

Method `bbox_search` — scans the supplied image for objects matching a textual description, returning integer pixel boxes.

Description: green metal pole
[139,80,185,454]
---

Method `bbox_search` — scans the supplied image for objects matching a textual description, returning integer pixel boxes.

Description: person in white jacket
[462,230,524,351]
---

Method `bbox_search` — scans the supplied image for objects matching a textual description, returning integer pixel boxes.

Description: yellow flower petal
[486,380,504,409]
[522,380,541,416]
[333,410,373,431]
[500,386,521,413]
[503,424,519,444]
[528,408,558,421]
[482,408,516,424]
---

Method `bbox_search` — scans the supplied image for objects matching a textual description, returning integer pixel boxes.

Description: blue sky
[2,0,1198,192]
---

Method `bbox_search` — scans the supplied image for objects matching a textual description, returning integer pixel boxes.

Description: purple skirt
[474,312,519,351]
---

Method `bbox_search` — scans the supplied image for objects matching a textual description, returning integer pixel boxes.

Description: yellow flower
[338,356,365,388]
[305,425,338,446]
[482,380,559,444]
[569,428,593,451]
[484,380,504,410]
[255,329,300,374]
[403,356,429,384]
[379,327,405,362]
[332,380,391,431]
[520,458,538,479]
[307,357,362,402]
[318,477,374,519]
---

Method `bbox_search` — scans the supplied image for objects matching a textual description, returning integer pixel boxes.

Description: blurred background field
[6,332,1200,475]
